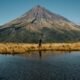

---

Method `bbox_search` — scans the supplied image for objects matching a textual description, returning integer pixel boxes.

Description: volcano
[0,5,80,43]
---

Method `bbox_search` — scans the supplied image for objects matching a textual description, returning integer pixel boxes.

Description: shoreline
[0,43,80,54]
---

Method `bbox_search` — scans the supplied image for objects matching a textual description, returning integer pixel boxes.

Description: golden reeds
[0,42,80,54]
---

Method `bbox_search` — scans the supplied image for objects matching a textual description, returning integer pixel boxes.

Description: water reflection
[0,51,80,80]
[18,51,72,60]
[39,50,42,59]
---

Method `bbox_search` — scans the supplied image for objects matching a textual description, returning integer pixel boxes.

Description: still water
[0,51,80,80]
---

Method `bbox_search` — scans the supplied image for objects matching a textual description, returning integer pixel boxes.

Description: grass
[0,42,80,54]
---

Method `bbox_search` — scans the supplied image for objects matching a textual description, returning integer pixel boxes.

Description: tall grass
[0,42,80,54]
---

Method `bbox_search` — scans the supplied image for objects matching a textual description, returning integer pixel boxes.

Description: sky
[0,0,80,25]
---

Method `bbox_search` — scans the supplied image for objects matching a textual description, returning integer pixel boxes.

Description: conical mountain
[0,5,80,43]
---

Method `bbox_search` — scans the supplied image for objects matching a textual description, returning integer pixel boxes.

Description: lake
[0,51,80,80]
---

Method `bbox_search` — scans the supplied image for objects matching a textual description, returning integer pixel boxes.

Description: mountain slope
[0,5,80,43]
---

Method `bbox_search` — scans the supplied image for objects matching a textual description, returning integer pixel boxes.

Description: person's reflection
[68,50,71,53]
[39,50,42,59]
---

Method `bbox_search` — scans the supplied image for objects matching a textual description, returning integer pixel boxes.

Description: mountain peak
[33,5,47,11]
[34,5,43,8]
[3,5,73,29]
[0,5,80,43]
[31,5,45,13]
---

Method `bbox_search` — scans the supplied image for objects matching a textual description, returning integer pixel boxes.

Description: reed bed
[0,42,80,54]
